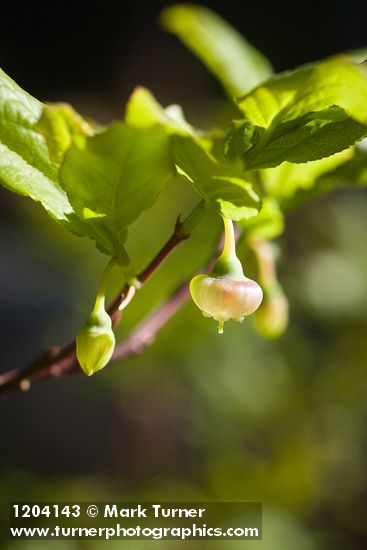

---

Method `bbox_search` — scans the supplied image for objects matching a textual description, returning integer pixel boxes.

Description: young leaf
[125,86,212,147]
[261,149,353,204]
[36,103,94,164]
[0,68,80,226]
[0,67,93,241]
[226,58,367,169]
[125,87,170,128]
[328,144,367,188]
[60,123,174,255]
[279,146,367,211]
[172,135,261,220]
[161,4,273,97]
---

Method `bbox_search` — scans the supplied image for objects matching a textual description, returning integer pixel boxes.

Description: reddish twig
[0,283,191,398]
[107,214,190,326]
[0,204,204,399]
[112,283,190,362]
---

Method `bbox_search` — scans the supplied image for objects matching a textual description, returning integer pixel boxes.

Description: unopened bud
[76,304,115,376]
[255,284,289,339]
[76,258,118,376]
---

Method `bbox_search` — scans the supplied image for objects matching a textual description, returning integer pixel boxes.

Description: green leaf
[224,119,256,161]
[279,145,367,211]
[328,144,367,188]
[161,4,273,97]
[226,58,367,169]
[36,103,94,164]
[125,86,195,134]
[126,85,219,160]
[261,149,353,204]
[172,135,261,220]
[0,68,86,233]
[125,86,213,149]
[60,123,174,255]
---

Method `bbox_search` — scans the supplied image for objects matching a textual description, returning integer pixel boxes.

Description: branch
[0,283,191,397]
[0,201,206,399]
[111,283,190,362]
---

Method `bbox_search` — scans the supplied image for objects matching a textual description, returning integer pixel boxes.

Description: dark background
[1,0,367,116]
[1,2,367,549]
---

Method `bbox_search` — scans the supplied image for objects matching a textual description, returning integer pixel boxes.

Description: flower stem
[116,246,138,285]
[221,218,237,262]
[251,238,277,286]
[94,257,117,312]
[214,217,244,278]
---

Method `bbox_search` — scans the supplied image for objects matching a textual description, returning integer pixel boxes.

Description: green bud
[76,257,117,376]
[190,218,263,333]
[255,284,289,340]
[76,304,115,376]
[250,239,289,340]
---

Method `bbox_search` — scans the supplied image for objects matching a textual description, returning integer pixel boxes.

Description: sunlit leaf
[161,4,272,97]
[60,123,174,255]
[226,58,367,169]
[172,136,261,220]
[0,68,85,233]
[36,103,94,164]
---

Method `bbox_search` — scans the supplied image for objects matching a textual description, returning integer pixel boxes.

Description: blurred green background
[1,1,367,549]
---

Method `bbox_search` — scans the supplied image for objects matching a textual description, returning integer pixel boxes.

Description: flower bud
[255,284,289,339]
[190,218,263,333]
[190,274,263,333]
[76,257,117,376]
[250,239,289,340]
[76,305,115,376]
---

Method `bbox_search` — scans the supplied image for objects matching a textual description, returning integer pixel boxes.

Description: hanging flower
[190,218,263,333]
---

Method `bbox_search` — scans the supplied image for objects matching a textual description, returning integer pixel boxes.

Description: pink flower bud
[190,274,263,333]
[190,218,263,333]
